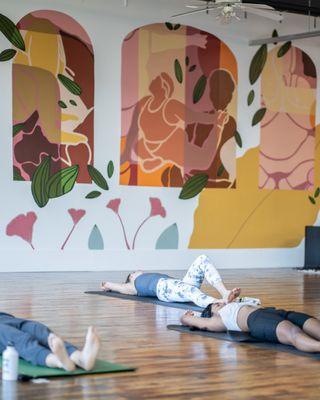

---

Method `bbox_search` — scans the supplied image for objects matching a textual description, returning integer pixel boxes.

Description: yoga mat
[168,325,320,360]
[85,291,203,312]
[0,357,135,379]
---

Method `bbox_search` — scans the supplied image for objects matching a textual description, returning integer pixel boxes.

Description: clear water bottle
[2,342,18,381]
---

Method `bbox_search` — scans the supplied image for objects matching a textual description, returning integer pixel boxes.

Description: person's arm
[101,281,137,295]
[180,311,226,332]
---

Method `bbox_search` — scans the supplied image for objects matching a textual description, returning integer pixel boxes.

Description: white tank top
[217,302,249,331]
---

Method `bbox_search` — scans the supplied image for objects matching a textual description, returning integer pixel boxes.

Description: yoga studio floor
[0,269,319,400]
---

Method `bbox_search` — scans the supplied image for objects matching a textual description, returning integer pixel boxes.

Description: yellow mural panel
[189,126,320,249]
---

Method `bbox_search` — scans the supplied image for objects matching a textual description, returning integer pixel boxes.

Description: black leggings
[247,307,313,343]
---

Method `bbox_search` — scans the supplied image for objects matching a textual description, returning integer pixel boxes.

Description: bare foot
[225,287,241,303]
[71,326,100,371]
[101,282,111,291]
[48,333,76,371]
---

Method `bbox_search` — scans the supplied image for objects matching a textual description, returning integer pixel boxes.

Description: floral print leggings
[156,255,224,308]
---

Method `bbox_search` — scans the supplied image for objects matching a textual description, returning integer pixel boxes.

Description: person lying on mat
[180,303,320,353]
[0,312,100,371]
[101,254,259,308]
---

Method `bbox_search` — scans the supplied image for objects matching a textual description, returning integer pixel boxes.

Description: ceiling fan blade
[246,8,283,22]
[171,6,219,18]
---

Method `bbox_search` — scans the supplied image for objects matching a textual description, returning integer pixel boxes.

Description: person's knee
[276,320,301,344]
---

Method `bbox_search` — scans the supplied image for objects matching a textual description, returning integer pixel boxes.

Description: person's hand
[101,281,111,291]
[215,299,227,305]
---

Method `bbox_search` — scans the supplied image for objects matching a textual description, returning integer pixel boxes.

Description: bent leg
[157,279,217,307]
[276,320,320,353]
[302,318,320,341]
[182,254,230,298]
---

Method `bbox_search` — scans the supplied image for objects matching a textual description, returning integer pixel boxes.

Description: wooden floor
[0,268,320,399]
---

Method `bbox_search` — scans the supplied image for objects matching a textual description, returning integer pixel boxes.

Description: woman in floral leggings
[101,255,258,308]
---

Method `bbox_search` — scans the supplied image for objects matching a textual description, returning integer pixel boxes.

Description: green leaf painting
[179,174,208,200]
[252,108,267,126]
[235,131,242,148]
[58,74,82,96]
[88,224,104,250]
[249,44,267,85]
[87,165,109,190]
[13,167,25,181]
[156,223,179,249]
[174,59,183,83]
[58,100,67,109]
[189,65,196,72]
[69,99,77,106]
[31,156,51,208]
[85,191,102,199]
[272,29,279,45]
[0,48,16,61]
[193,75,207,104]
[247,90,255,106]
[185,56,189,66]
[173,24,181,30]
[13,122,25,137]
[314,187,320,198]
[277,41,292,58]
[165,22,173,30]
[217,164,225,177]
[107,161,114,179]
[309,196,316,205]
[0,13,25,51]
[47,165,79,198]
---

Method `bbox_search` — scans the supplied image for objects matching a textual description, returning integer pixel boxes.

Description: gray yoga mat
[85,291,203,312]
[167,325,320,360]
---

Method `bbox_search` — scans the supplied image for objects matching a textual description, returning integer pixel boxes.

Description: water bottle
[2,342,18,381]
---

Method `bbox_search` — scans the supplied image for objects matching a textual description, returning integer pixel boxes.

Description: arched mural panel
[12,10,94,183]
[120,23,238,188]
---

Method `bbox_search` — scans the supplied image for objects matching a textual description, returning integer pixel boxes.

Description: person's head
[124,270,143,284]
[200,302,225,318]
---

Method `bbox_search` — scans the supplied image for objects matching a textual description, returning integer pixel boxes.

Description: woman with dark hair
[101,255,259,308]
[180,303,320,352]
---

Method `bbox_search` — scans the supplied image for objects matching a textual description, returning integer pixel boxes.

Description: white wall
[0,0,319,271]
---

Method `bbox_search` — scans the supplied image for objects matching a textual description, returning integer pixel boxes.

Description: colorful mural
[12,10,94,183]
[190,44,318,249]
[120,23,238,188]
[259,46,316,190]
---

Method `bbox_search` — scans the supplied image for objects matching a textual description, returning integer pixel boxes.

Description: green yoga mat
[0,357,135,379]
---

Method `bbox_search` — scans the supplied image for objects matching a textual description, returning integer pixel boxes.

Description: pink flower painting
[61,209,86,250]
[6,212,37,249]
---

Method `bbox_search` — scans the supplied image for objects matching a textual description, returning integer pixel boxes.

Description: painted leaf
[31,156,51,208]
[185,56,189,66]
[47,165,79,199]
[249,44,267,85]
[174,59,183,83]
[189,65,196,72]
[252,108,267,126]
[0,13,25,51]
[0,48,16,62]
[87,165,109,190]
[58,74,82,96]
[179,173,208,200]
[13,122,25,137]
[13,167,25,181]
[217,164,225,177]
[58,100,67,109]
[314,188,320,198]
[235,131,242,148]
[193,75,207,104]
[165,22,173,30]
[272,29,279,45]
[277,41,292,58]
[107,161,114,178]
[247,90,255,106]
[309,196,316,205]
[173,24,181,30]
[85,191,101,199]
[69,99,77,106]
[156,223,179,249]
[88,224,104,250]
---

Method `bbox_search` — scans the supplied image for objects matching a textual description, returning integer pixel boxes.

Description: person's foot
[72,326,100,371]
[48,333,76,371]
[224,287,241,303]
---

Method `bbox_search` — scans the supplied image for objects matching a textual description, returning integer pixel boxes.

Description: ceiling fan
[172,0,283,24]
